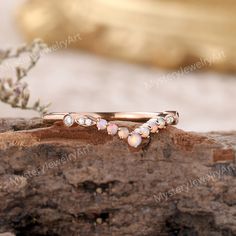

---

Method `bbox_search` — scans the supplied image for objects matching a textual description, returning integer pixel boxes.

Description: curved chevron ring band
[43,111,179,148]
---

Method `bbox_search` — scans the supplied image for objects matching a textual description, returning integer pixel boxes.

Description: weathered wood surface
[0,118,235,236]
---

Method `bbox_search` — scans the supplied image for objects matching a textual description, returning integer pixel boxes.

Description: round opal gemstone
[97,119,108,130]
[63,114,74,127]
[157,117,166,128]
[85,118,93,126]
[139,127,150,138]
[166,115,174,125]
[76,117,85,125]
[128,133,142,148]
[107,123,118,135]
[134,128,142,134]
[146,121,158,133]
[118,127,129,139]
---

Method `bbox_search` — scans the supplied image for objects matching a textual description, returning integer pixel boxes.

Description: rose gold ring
[43,111,179,148]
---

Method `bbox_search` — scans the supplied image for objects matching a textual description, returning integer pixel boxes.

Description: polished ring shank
[43,111,179,124]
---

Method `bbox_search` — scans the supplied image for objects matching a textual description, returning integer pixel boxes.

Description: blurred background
[0,0,235,132]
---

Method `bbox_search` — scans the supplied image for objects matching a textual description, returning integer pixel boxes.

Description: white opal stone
[97,119,108,130]
[107,123,118,135]
[134,128,142,134]
[63,114,74,127]
[142,123,150,128]
[146,121,158,133]
[140,127,150,138]
[157,117,166,128]
[85,118,93,126]
[128,133,142,148]
[118,127,129,139]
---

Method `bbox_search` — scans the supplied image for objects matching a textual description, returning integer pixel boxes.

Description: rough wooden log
[0,118,235,236]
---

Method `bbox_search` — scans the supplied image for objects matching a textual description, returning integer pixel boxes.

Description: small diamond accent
[63,114,74,127]
[76,117,85,126]
[166,115,175,125]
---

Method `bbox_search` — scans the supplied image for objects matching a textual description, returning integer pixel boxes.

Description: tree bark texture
[0,118,235,236]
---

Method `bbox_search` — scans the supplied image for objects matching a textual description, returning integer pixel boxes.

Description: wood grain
[0,118,235,235]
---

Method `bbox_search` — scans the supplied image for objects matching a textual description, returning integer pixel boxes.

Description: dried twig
[0,39,51,115]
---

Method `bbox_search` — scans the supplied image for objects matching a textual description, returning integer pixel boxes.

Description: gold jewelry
[43,111,179,148]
